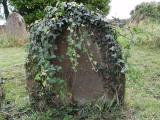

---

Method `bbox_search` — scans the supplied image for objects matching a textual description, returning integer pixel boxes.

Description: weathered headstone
[6,12,28,40]
[26,3,125,110]
[26,29,125,107]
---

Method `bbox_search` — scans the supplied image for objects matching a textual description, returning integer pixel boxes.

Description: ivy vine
[26,2,125,108]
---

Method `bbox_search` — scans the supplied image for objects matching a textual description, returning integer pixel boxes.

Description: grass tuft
[0,34,27,48]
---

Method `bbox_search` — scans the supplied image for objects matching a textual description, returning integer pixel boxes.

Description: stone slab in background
[6,12,28,40]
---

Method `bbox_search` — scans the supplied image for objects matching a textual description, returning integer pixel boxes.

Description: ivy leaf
[109,46,116,51]
[47,55,56,60]
[121,66,127,74]
[111,53,117,58]
[56,22,64,28]
[62,18,68,24]
[47,77,64,84]
[75,42,82,50]
[35,74,41,81]
[47,78,56,84]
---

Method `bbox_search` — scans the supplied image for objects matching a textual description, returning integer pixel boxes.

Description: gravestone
[26,29,125,106]
[26,3,125,109]
[6,12,28,40]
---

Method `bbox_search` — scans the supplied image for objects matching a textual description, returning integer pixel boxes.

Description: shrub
[130,2,160,23]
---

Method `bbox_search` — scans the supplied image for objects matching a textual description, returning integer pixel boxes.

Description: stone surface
[55,30,112,104]
[6,12,28,39]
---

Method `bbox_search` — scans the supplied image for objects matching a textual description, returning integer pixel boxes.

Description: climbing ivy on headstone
[26,2,125,106]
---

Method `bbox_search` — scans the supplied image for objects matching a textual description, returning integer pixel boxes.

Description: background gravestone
[6,12,28,40]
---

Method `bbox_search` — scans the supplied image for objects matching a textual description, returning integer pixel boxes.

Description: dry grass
[0,33,27,48]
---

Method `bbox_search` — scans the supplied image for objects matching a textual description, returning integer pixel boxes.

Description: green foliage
[26,2,124,109]
[10,0,110,24]
[129,22,160,48]
[130,2,160,22]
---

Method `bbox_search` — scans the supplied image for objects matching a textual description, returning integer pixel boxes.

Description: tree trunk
[2,0,9,19]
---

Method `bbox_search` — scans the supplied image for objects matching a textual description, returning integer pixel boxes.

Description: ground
[0,45,159,119]
[0,47,30,119]
[126,46,160,119]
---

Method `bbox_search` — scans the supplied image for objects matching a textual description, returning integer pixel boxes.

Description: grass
[0,47,26,69]
[0,34,27,48]
[130,21,160,48]
[126,46,160,119]
[0,47,30,119]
